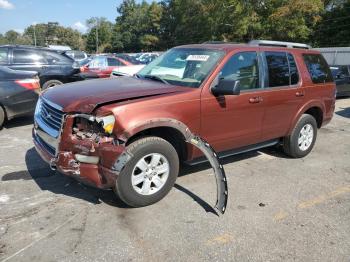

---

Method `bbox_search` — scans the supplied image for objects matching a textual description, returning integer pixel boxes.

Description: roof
[175,43,319,53]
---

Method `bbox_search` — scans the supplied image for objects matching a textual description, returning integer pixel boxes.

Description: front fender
[118,118,192,141]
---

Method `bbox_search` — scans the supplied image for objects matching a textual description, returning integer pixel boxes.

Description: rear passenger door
[260,51,305,141]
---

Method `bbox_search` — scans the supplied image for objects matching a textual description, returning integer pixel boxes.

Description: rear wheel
[115,137,179,207]
[283,114,318,158]
[42,80,63,89]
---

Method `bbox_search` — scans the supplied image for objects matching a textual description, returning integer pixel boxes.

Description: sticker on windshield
[186,55,210,62]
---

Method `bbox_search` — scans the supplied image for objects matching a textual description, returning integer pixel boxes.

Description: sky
[0,0,150,34]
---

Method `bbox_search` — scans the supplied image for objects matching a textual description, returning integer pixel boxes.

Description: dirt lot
[0,98,349,262]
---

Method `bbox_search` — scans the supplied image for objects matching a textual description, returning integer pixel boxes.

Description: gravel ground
[0,98,349,262]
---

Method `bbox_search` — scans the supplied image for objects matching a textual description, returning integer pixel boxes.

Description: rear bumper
[33,125,124,189]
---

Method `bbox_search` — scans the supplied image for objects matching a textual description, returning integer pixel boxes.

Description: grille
[34,133,56,156]
[39,99,64,132]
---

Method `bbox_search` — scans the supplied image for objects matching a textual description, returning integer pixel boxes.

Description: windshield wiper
[142,74,169,85]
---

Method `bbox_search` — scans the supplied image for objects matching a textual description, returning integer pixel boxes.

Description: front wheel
[283,114,318,158]
[115,137,179,207]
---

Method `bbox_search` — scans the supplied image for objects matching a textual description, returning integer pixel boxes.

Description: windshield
[137,48,225,88]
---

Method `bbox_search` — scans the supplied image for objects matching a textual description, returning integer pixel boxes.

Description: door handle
[249,97,263,103]
[295,91,305,97]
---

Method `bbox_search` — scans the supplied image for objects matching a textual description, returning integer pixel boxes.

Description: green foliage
[313,0,350,47]
[0,0,349,52]
[111,0,163,52]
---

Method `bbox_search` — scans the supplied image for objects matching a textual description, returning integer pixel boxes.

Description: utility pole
[95,19,99,54]
[32,23,37,46]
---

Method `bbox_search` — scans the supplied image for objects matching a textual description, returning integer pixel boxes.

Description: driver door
[200,51,265,153]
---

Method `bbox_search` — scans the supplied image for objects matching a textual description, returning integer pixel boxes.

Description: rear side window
[0,47,8,64]
[265,52,290,87]
[44,51,72,65]
[107,58,122,66]
[13,49,46,64]
[303,54,333,83]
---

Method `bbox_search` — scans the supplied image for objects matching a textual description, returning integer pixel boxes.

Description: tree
[24,23,85,50]
[312,0,350,47]
[86,17,113,53]
[112,0,163,52]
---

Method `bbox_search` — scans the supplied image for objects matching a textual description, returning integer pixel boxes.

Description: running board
[186,139,280,166]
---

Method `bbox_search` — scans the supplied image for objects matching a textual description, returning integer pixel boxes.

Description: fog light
[75,154,99,164]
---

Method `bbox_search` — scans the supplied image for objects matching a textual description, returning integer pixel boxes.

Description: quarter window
[303,54,333,83]
[219,52,259,90]
[265,52,290,87]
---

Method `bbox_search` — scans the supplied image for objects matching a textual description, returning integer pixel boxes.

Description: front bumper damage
[33,115,228,215]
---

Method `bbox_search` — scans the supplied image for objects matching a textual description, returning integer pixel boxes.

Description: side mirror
[212,78,240,96]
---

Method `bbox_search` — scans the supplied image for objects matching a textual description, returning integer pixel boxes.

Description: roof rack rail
[249,40,311,49]
[202,41,242,45]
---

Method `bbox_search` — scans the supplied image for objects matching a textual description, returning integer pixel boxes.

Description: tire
[0,106,5,129]
[116,137,179,207]
[283,114,318,158]
[42,80,63,89]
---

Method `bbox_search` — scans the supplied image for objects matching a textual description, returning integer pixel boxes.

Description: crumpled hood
[42,77,190,113]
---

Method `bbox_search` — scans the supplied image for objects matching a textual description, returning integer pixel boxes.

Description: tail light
[15,77,41,93]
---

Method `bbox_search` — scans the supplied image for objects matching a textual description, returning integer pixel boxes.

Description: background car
[330,65,350,97]
[64,50,88,62]
[0,66,40,127]
[79,55,134,78]
[0,45,82,89]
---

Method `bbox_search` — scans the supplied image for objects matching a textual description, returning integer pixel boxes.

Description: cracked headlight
[96,115,115,134]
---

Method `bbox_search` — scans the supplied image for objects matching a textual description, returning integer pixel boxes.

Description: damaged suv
[33,40,335,208]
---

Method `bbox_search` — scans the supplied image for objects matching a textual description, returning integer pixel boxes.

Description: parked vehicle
[314,47,350,97]
[330,65,350,97]
[33,40,335,208]
[115,54,143,65]
[80,55,133,78]
[0,45,81,90]
[0,66,40,127]
[64,50,88,62]
[135,53,160,64]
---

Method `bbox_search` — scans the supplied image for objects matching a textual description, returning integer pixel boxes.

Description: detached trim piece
[186,135,228,214]
[118,119,229,215]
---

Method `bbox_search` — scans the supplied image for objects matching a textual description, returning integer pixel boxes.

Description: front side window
[265,52,290,87]
[0,47,8,64]
[219,51,260,90]
[13,49,46,64]
[303,54,333,83]
[137,48,225,88]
